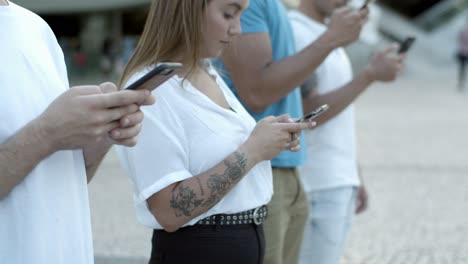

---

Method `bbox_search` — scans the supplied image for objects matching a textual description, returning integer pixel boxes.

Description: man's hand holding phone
[37,82,156,151]
[324,6,368,48]
[364,44,405,82]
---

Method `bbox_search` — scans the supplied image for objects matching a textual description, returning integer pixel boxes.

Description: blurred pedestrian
[289,1,404,263]
[115,0,314,263]
[0,1,154,263]
[457,18,468,91]
[100,37,114,76]
[74,43,87,75]
[216,1,367,263]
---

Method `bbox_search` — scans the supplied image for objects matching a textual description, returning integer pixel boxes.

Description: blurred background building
[12,0,468,77]
[13,0,152,77]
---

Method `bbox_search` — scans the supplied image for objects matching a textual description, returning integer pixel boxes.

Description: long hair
[120,0,208,88]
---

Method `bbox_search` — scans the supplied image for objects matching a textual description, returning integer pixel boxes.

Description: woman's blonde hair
[120,0,209,88]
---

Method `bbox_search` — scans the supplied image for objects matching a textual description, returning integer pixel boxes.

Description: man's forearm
[233,32,337,112]
[83,141,112,183]
[0,120,53,199]
[302,70,374,126]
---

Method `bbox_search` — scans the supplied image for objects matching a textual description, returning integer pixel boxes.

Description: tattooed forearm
[196,177,205,196]
[202,175,230,206]
[170,184,204,217]
[203,151,247,207]
[225,152,247,182]
[169,151,249,218]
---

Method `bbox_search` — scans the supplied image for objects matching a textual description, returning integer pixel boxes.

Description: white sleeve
[117,94,192,206]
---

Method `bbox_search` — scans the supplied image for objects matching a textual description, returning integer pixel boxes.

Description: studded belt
[196,205,268,226]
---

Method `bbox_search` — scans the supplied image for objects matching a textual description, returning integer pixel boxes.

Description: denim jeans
[306,187,358,264]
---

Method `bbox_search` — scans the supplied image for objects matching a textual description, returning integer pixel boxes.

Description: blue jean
[306,187,358,264]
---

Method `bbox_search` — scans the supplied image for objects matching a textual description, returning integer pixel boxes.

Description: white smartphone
[296,104,330,123]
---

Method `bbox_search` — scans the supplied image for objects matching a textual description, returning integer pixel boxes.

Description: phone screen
[125,62,183,91]
[296,104,329,123]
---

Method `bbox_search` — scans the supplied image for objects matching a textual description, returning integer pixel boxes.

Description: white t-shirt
[289,10,360,192]
[0,2,93,263]
[116,64,273,230]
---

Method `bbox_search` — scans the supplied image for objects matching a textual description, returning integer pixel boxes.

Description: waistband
[272,167,297,170]
[195,205,267,226]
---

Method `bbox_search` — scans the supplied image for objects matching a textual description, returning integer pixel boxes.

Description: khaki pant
[263,168,309,264]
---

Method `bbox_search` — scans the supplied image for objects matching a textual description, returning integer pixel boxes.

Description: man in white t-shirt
[289,1,405,263]
[0,1,154,263]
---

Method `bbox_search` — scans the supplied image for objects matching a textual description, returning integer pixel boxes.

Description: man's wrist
[361,67,377,83]
[29,117,56,157]
[318,30,342,50]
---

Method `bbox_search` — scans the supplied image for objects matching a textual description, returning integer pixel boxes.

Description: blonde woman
[116,0,314,263]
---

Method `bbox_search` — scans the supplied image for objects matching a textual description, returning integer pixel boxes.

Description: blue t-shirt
[215,0,305,168]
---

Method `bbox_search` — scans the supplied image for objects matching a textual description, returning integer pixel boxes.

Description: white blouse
[115,64,273,229]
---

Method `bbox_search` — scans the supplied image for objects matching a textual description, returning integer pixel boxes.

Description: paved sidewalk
[87,56,468,263]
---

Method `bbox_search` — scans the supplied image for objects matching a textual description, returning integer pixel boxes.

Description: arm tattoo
[202,174,230,206]
[196,177,205,196]
[170,184,204,217]
[203,151,247,207]
[169,151,248,218]
[225,152,247,182]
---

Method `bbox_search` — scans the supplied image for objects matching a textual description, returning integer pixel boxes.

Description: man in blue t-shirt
[217,1,367,263]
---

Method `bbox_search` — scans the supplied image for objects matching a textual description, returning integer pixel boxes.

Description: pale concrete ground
[81,49,468,263]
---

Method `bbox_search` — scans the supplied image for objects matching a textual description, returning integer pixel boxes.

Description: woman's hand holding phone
[243,115,315,164]
[296,104,329,123]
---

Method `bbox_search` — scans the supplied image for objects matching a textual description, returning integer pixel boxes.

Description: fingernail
[112,130,121,138]
[123,118,130,127]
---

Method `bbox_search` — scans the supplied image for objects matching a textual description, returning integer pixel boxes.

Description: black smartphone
[125,62,183,91]
[360,0,373,10]
[296,104,330,123]
[398,37,416,54]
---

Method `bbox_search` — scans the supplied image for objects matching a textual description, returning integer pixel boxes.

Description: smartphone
[360,0,373,10]
[125,62,183,91]
[296,104,330,123]
[398,37,416,54]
